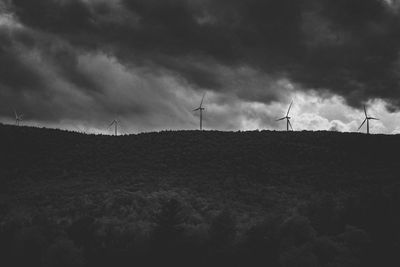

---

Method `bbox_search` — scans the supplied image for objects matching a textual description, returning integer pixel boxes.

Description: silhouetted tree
[151,198,187,266]
[153,199,186,241]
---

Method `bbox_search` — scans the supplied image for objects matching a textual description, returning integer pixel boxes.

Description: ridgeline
[1,123,398,192]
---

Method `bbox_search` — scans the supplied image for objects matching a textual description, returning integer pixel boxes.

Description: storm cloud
[1,0,400,132]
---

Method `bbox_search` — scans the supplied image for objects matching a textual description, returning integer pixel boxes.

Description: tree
[153,199,186,241]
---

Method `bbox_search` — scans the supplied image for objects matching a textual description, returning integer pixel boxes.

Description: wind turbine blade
[200,92,206,107]
[358,118,367,131]
[108,121,115,128]
[14,109,18,118]
[276,117,286,121]
[286,101,293,117]
[193,107,200,111]
[369,117,379,120]
[288,120,293,130]
[364,105,367,117]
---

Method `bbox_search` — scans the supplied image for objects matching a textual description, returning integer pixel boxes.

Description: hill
[1,124,399,267]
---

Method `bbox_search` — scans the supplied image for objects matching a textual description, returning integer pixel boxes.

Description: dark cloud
[0,42,43,90]
[2,0,400,131]
[11,0,94,34]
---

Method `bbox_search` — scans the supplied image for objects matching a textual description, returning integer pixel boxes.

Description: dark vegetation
[1,123,400,266]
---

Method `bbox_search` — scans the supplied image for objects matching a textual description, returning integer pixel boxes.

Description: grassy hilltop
[0,124,399,267]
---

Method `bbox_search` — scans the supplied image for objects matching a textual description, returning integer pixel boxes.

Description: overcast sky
[1,0,400,134]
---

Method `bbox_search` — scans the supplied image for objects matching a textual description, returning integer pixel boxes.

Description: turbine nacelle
[276,116,290,121]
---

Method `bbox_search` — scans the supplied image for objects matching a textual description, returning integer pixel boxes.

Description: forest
[0,123,399,267]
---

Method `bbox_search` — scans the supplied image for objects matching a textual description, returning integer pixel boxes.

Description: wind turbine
[276,101,293,131]
[108,119,119,136]
[14,109,23,126]
[358,105,379,134]
[193,93,206,130]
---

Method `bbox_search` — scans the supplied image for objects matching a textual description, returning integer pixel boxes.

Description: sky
[1,0,400,134]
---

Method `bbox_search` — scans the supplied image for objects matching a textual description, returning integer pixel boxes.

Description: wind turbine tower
[193,93,206,130]
[108,119,119,136]
[358,105,379,134]
[14,110,23,126]
[276,101,293,131]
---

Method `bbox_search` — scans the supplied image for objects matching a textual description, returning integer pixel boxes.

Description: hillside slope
[1,124,399,205]
[2,124,399,179]
[1,124,400,266]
